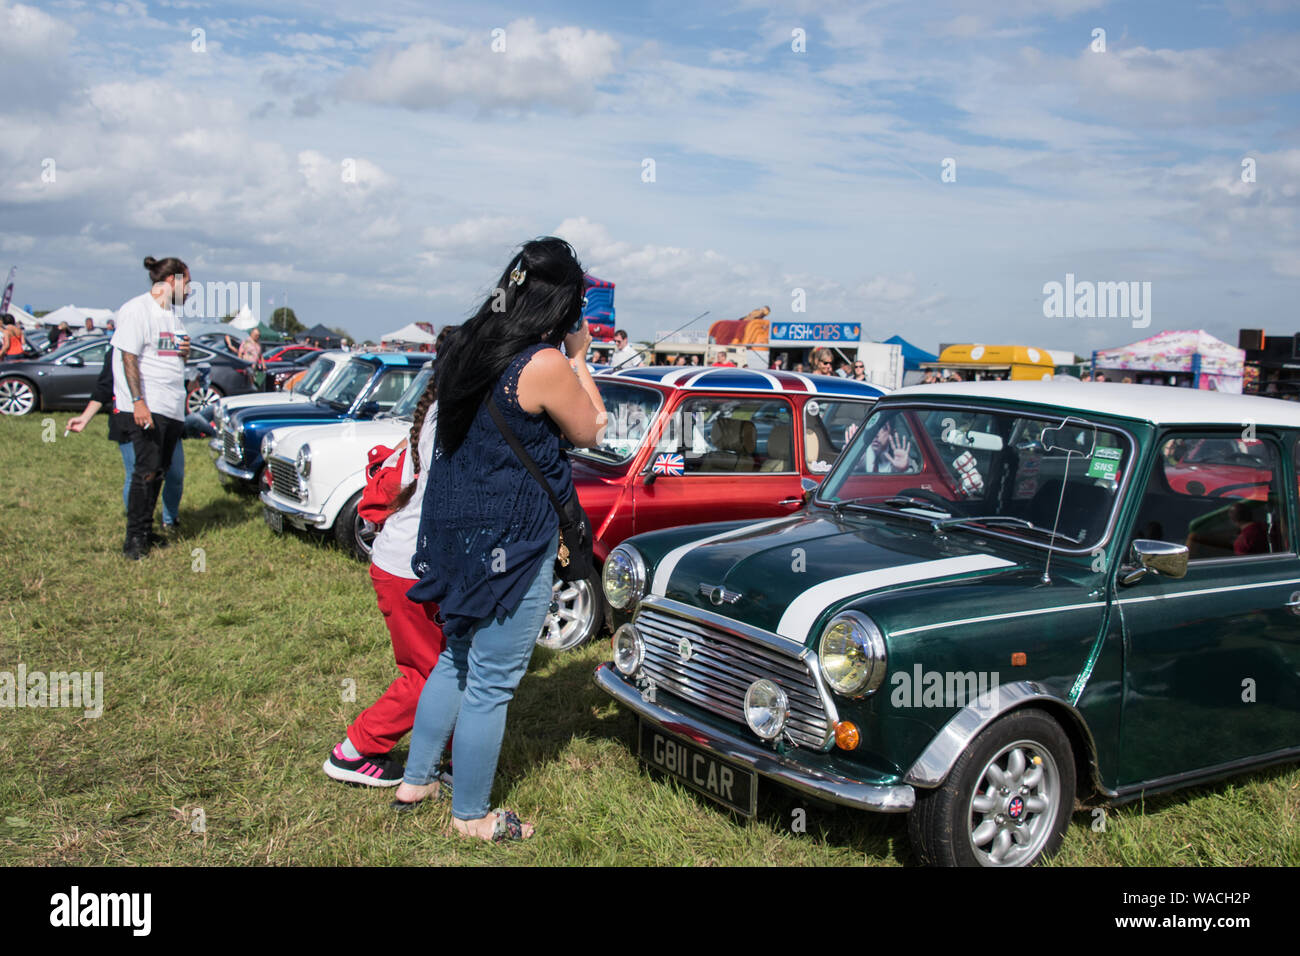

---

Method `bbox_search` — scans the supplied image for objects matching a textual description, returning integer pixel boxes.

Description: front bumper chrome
[259,491,327,526]
[595,663,915,813]
[215,457,256,481]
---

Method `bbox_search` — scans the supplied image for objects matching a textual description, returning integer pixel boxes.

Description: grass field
[1,411,1297,866]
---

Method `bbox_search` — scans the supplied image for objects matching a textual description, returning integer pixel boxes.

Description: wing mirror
[1121,539,1189,585]
[801,476,818,503]
[64,355,84,368]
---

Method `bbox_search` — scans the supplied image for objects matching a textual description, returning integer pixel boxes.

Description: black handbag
[486,397,595,582]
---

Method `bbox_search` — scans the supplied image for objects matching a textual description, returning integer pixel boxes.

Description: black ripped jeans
[122,413,184,541]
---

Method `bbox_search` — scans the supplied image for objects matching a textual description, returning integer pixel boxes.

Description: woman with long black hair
[392,237,606,841]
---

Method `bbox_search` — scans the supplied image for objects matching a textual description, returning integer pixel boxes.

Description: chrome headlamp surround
[612,623,644,676]
[603,544,647,610]
[296,444,312,477]
[744,679,789,740]
[817,611,887,698]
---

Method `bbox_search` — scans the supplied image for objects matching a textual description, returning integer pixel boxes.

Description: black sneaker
[323,745,403,787]
[123,535,151,560]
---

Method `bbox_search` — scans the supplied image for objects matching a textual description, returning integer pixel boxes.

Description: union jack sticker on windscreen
[652,452,685,476]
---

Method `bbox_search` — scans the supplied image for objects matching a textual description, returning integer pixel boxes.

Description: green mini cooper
[595,381,1300,866]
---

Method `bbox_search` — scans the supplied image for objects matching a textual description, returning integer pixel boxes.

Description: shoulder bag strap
[484,396,568,519]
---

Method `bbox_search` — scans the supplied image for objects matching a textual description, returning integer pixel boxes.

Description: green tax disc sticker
[1087,446,1122,481]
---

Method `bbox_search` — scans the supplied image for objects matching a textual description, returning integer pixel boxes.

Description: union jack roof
[594,365,889,398]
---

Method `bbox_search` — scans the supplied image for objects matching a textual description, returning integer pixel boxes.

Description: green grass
[1,412,1297,866]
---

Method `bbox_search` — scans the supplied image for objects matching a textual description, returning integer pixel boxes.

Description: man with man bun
[111,256,192,559]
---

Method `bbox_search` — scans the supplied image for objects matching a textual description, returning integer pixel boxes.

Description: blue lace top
[407,343,572,638]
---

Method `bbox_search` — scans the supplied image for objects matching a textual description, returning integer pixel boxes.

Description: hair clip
[509,260,527,287]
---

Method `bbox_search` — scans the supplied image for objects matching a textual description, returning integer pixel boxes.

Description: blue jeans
[120,438,185,527]
[403,533,557,820]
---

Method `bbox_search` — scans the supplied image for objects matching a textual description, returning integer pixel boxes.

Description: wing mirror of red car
[801,476,818,504]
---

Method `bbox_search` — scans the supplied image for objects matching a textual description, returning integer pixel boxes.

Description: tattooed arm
[122,351,153,428]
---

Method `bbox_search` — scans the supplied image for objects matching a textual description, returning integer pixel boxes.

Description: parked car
[213,352,430,489]
[263,343,321,364]
[183,342,304,414]
[595,380,1300,866]
[0,336,206,416]
[539,366,884,650]
[260,364,429,559]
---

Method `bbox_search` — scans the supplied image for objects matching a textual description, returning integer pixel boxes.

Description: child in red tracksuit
[324,382,445,787]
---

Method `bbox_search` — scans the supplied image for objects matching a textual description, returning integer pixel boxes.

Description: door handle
[778,496,803,506]
[1286,591,1300,615]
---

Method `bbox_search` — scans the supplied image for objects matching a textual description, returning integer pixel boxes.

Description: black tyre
[0,376,38,416]
[536,569,605,651]
[908,707,1075,867]
[334,491,376,562]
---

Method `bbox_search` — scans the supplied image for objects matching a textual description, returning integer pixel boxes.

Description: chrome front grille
[634,605,832,749]
[269,456,303,501]
[222,428,241,463]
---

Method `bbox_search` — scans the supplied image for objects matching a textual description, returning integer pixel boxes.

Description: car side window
[1131,434,1289,560]
[804,399,873,473]
[369,370,417,409]
[72,341,111,364]
[654,396,793,473]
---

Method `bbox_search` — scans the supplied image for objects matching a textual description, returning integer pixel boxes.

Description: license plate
[638,721,756,816]
[263,508,284,533]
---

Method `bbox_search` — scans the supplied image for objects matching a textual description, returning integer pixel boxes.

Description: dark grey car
[0,337,116,415]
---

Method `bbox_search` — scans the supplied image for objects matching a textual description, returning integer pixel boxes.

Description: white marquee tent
[381,322,436,345]
[42,305,117,329]
[228,304,259,330]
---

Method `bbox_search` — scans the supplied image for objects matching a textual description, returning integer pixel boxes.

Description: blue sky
[1,0,1297,355]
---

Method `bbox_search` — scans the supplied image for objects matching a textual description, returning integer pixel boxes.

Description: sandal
[489,808,532,843]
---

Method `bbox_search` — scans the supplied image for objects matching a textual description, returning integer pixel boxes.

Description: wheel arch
[903,680,1102,801]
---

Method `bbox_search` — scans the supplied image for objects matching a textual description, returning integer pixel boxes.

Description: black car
[183,342,305,414]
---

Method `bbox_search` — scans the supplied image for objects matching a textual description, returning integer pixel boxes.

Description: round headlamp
[603,545,647,610]
[261,433,276,460]
[296,444,312,477]
[818,611,887,697]
[744,679,789,740]
[612,623,644,676]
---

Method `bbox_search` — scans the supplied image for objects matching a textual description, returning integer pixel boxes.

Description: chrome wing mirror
[1121,539,1189,585]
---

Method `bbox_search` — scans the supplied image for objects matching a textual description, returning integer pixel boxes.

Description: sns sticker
[1087,446,1122,481]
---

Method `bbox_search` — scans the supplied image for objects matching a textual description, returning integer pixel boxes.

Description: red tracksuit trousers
[347,565,446,755]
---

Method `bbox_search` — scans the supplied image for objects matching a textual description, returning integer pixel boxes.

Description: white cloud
[342,17,620,112]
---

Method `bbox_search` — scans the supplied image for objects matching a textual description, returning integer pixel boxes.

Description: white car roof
[891,381,1300,429]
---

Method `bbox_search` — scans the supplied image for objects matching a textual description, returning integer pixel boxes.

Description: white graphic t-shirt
[111,292,189,422]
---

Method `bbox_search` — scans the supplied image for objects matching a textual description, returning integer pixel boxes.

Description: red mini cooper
[540,366,886,649]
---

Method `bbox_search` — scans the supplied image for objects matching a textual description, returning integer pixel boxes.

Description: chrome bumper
[594,663,915,813]
[259,491,327,526]
[215,457,256,481]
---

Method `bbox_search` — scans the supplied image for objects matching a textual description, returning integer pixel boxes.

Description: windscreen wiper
[934,514,1083,545]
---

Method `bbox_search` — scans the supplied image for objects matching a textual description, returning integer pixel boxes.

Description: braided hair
[386,325,457,515]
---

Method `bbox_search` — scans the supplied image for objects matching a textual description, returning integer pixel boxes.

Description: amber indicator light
[834,721,861,750]
[1011,652,1027,666]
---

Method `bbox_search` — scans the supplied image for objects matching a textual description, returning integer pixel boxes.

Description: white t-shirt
[610,345,643,369]
[111,292,189,421]
[370,405,437,579]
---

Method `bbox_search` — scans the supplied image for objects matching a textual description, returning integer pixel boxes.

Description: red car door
[632,393,805,534]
